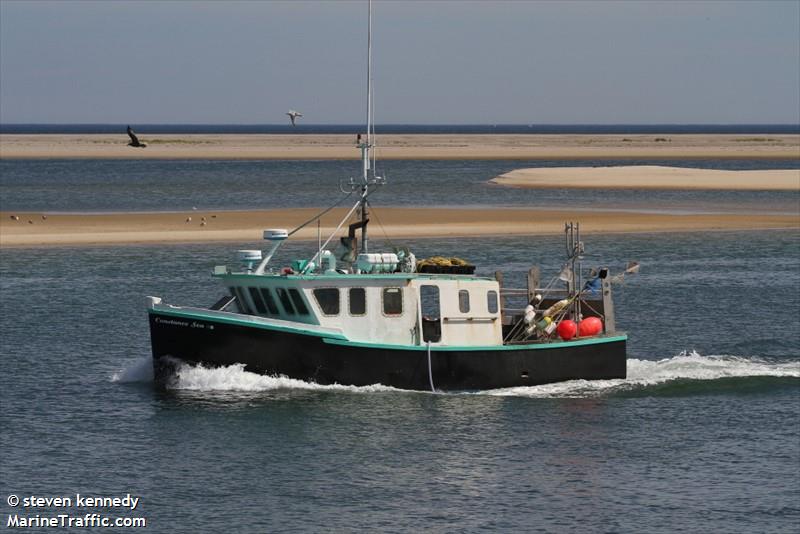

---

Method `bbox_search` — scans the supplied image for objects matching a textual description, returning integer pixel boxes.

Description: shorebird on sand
[127,126,147,148]
[286,110,303,126]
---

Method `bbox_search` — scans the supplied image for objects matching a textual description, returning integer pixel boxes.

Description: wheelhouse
[215,272,503,347]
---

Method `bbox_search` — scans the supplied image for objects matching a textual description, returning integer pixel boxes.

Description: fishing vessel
[146,2,632,391]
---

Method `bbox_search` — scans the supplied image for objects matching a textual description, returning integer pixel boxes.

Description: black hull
[149,312,627,391]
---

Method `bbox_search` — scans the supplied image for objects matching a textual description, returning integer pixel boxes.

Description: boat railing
[495,264,615,335]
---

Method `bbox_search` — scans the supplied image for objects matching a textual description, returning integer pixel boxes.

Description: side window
[382,287,403,316]
[420,285,441,320]
[313,288,340,316]
[349,288,366,316]
[248,287,268,315]
[260,288,280,315]
[458,289,470,313]
[232,287,250,314]
[276,288,296,315]
[289,289,309,315]
[487,290,499,314]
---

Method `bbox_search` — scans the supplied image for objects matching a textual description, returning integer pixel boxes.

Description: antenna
[348,0,383,254]
[366,0,372,165]
[359,0,374,253]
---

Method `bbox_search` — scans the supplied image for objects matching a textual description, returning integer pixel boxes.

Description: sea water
[1,158,798,214]
[1,159,799,532]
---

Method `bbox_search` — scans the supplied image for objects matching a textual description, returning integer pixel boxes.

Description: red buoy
[578,316,603,337]
[557,319,577,340]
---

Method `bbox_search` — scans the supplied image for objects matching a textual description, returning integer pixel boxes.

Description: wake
[485,351,800,398]
[111,351,799,398]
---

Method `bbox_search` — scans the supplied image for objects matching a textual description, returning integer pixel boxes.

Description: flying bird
[286,110,303,126]
[126,126,147,148]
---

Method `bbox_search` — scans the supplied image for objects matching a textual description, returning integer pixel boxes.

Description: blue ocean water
[1,158,799,531]
[1,158,798,214]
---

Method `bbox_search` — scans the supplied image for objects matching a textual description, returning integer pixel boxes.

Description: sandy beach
[1,133,799,160]
[492,165,800,190]
[1,207,797,247]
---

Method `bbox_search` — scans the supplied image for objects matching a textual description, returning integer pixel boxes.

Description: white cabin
[215,272,503,347]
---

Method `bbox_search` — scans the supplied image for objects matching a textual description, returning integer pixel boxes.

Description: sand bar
[1,207,797,248]
[492,165,800,191]
[1,134,799,160]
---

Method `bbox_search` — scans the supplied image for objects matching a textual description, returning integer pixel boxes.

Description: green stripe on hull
[151,307,626,352]
[149,307,347,340]
[323,334,627,352]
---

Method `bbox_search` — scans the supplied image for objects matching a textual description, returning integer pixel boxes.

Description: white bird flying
[286,110,303,126]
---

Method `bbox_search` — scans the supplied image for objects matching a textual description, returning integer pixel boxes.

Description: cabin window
[349,288,366,316]
[382,287,403,316]
[260,288,280,315]
[313,288,340,316]
[289,288,310,315]
[458,290,470,313]
[420,285,441,343]
[276,288,296,315]
[487,290,499,314]
[231,287,250,314]
[248,287,268,315]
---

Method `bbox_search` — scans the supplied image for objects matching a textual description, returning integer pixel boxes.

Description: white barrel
[237,250,263,262]
[263,229,289,241]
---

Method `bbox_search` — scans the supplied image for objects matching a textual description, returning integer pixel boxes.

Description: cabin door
[420,285,442,343]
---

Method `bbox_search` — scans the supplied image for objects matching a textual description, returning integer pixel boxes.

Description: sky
[1,0,798,125]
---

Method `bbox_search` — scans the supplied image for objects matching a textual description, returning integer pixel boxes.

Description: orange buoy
[557,319,577,341]
[578,316,603,337]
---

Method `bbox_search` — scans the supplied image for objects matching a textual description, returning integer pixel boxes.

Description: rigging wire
[302,198,363,273]
[287,190,354,237]
[365,199,396,250]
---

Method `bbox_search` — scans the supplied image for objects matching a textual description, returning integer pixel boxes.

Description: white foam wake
[111,357,154,383]
[111,351,798,397]
[484,351,800,398]
[168,362,399,393]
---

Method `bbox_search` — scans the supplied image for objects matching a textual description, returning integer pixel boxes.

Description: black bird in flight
[127,126,147,148]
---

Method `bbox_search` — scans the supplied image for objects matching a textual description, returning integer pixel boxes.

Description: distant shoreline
[2,207,797,248]
[3,124,800,135]
[1,133,799,160]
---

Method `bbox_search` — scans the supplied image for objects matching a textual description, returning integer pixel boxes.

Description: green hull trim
[148,307,347,340]
[150,306,626,352]
[323,334,628,352]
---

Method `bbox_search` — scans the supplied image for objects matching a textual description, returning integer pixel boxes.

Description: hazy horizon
[2,0,798,125]
[3,121,800,126]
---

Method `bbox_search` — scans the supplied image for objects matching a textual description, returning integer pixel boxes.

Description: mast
[359,0,373,253]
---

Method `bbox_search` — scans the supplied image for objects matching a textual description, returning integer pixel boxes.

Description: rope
[426,341,435,392]
[287,190,354,237]
[366,200,397,250]
[503,274,560,343]
[302,198,363,274]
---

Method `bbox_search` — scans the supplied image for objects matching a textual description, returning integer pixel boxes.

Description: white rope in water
[426,341,435,392]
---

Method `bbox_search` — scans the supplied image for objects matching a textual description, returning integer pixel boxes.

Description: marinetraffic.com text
[6,493,146,529]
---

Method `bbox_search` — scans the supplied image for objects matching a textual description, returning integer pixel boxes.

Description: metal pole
[360,194,368,253]
[361,0,372,254]
[366,0,372,152]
